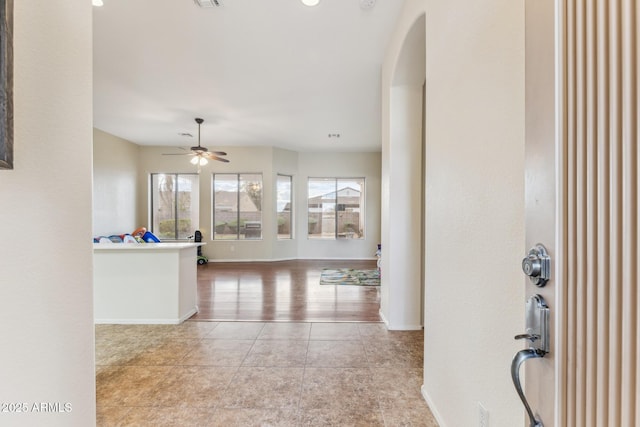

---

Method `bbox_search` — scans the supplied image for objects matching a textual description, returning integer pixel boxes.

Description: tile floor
[96,321,439,426]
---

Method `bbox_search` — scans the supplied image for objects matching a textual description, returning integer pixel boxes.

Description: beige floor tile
[381,404,440,427]
[95,336,160,366]
[180,339,254,366]
[219,367,304,409]
[163,320,219,339]
[300,368,378,410]
[96,324,175,340]
[298,407,385,426]
[116,406,217,427]
[258,322,312,340]
[206,322,266,339]
[94,321,435,426]
[211,408,300,426]
[96,365,173,406]
[358,323,424,343]
[153,366,238,408]
[363,339,423,369]
[242,339,309,367]
[309,322,361,340]
[305,340,368,368]
[370,367,426,409]
[129,338,202,366]
[96,405,132,427]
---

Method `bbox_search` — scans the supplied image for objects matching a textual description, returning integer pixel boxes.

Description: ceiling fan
[163,118,229,165]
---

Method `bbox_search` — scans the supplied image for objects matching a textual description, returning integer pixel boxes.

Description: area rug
[320,268,380,286]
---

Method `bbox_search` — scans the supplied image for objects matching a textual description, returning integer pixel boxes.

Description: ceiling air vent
[194,0,222,8]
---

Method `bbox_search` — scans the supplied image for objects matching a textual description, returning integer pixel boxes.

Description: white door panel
[524,0,639,426]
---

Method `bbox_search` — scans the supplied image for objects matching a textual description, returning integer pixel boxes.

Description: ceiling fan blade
[211,150,227,156]
[162,152,196,156]
[203,153,230,163]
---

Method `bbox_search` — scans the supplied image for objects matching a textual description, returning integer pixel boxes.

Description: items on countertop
[93,227,160,244]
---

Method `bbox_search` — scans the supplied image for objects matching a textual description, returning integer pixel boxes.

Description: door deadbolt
[522,244,550,287]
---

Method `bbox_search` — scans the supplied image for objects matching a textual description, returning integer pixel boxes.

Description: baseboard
[388,324,423,331]
[379,309,390,327]
[180,307,198,323]
[296,257,378,260]
[207,257,296,263]
[208,257,377,263]
[378,309,423,331]
[421,384,447,427]
[95,307,197,325]
[95,318,183,325]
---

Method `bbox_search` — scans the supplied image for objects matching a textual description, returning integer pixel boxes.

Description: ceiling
[92,0,405,152]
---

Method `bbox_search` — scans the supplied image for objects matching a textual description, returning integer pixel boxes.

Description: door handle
[514,333,540,342]
[511,349,544,427]
[512,294,549,427]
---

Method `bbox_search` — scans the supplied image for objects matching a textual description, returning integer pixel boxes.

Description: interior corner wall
[137,145,276,261]
[381,85,423,330]
[424,0,525,426]
[272,147,299,260]
[380,9,426,331]
[93,128,140,237]
[0,1,96,426]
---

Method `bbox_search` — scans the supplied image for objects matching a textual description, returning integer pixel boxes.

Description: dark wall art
[0,0,12,170]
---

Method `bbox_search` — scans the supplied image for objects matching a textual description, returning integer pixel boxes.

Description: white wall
[272,147,299,259]
[380,11,426,330]
[296,151,381,260]
[93,128,139,236]
[0,1,95,426]
[383,1,526,426]
[133,145,379,261]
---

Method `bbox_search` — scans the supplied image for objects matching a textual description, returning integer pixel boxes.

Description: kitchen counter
[93,242,201,324]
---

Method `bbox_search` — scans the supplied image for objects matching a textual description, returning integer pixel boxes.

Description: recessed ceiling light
[301,0,320,6]
[360,0,376,10]
[92,0,104,6]
[194,0,223,8]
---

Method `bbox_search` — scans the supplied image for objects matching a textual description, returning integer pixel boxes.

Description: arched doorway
[380,14,426,330]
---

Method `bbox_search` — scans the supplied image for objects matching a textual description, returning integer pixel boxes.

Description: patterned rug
[320,268,380,286]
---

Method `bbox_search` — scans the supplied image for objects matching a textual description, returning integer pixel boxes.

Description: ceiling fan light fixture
[190,156,208,166]
[163,117,228,164]
[301,0,320,6]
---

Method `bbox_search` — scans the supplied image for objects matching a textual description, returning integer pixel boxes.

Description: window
[277,175,293,239]
[150,174,199,240]
[307,178,365,239]
[214,173,263,240]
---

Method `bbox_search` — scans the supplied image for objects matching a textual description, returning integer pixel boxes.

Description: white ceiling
[93,0,405,152]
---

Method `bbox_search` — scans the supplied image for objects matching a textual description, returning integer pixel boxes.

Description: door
[524,0,557,425]
[524,0,638,426]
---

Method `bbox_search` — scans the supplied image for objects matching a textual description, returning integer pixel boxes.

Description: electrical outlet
[478,402,489,427]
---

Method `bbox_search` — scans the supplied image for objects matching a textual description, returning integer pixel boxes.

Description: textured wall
[0,0,96,425]
[382,0,526,425]
[93,128,139,237]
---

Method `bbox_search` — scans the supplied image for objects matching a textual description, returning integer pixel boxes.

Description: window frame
[276,174,293,240]
[212,173,263,241]
[307,177,365,240]
[149,173,200,241]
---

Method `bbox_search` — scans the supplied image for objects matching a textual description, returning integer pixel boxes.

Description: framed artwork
[0,0,13,170]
